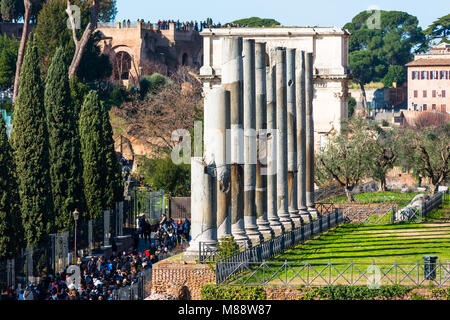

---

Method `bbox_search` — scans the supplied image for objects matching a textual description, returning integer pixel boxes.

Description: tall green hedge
[11,40,54,246]
[45,47,84,231]
[79,91,105,219]
[0,119,22,258]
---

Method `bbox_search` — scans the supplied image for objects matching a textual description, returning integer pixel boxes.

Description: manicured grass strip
[322,191,420,207]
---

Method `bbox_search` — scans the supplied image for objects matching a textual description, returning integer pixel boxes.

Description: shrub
[217,236,240,259]
[201,285,266,300]
[139,73,168,97]
[298,285,412,300]
[431,288,450,300]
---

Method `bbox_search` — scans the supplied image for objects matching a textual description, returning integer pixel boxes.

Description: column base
[289,208,302,228]
[299,208,311,224]
[235,238,252,250]
[184,239,217,261]
[281,220,294,232]
[291,217,303,228]
[257,220,274,240]
[308,207,319,219]
[259,229,275,241]
[248,234,264,246]
[269,219,284,237]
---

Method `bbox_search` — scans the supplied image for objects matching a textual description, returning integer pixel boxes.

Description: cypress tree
[11,40,54,247]
[79,90,104,219]
[100,102,123,209]
[0,119,23,259]
[45,48,84,232]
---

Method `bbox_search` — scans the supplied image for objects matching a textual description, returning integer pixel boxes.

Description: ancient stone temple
[199,27,351,144]
[185,27,350,259]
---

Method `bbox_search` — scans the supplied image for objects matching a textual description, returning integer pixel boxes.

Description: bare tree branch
[67,0,99,78]
[12,0,32,103]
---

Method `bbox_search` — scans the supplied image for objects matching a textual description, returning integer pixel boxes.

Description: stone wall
[335,203,394,223]
[151,260,215,300]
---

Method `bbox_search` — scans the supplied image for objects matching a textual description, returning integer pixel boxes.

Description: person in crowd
[5,215,193,300]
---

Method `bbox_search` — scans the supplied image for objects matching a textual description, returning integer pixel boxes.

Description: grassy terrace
[321,191,421,207]
[223,197,450,286]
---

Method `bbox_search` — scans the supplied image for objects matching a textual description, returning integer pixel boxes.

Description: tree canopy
[230,17,280,27]
[11,40,54,246]
[424,14,450,43]
[34,0,112,79]
[345,10,426,103]
[0,34,18,88]
[397,124,450,194]
[0,118,22,259]
[45,48,85,232]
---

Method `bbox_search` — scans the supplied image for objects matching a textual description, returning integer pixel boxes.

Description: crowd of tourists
[135,213,190,252]
[156,18,221,31]
[4,249,151,300]
[118,18,252,31]
[3,214,191,300]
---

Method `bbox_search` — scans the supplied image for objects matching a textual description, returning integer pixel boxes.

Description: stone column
[286,48,301,228]
[266,48,283,236]
[255,42,274,240]
[276,47,293,231]
[243,39,263,245]
[295,50,311,223]
[184,157,217,259]
[211,88,231,240]
[222,37,249,245]
[305,52,318,218]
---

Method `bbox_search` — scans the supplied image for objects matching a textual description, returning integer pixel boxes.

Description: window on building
[423,104,427,111]
[423,90,427,98]
[414,90,418,98]
[432,104,436,111]
[421,71,427,80]
[430,72,434,80]
[440,71,445,79]
[432,90,436,98]
[443,90,446,98]
[441,104,447,113]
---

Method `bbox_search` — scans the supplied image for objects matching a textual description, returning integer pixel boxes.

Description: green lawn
[271,222,450,265]
[224,198,450,286]
[321,191,421,207]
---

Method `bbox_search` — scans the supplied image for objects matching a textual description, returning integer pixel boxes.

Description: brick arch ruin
[96,21,203,86]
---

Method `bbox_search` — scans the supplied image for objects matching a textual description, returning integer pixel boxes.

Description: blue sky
[116,0,449,29]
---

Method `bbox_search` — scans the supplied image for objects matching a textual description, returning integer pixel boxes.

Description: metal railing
[0,201,128,292]
[111,268,152,300]
[213,209,344,283]
[215,261,450,287]
[127,188,165,227]
[395,191,446,222]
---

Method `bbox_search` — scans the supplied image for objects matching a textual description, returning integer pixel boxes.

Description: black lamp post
[73,209,79,260]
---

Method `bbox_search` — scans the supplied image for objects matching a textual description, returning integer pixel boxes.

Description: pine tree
[0,119,23,259]
[45,47,84,232]
[100,102,123,209]
[79,90,105,219]
[11,40,54,247]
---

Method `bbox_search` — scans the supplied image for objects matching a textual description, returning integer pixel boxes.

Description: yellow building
[406,43,450,113]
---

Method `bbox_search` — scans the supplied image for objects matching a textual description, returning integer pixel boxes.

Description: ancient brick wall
[151,261,215,300]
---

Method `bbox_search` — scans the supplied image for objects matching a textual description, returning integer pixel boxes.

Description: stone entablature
[199,27,351,138]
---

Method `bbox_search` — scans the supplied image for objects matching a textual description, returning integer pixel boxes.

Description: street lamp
[73,209,79,260]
